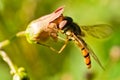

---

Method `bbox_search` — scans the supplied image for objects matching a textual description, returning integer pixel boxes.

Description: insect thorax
[61,16,82,36]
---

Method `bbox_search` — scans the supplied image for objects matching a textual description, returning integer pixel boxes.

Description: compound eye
[59,16,73,30]
[59,20,67,29]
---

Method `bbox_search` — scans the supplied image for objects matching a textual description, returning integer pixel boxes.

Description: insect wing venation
[81,24,113,39]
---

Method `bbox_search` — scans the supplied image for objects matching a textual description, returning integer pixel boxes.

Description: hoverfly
[25,6,113,70]
[59,17,112,69]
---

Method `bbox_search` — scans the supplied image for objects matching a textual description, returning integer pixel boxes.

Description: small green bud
[13,67,29,80]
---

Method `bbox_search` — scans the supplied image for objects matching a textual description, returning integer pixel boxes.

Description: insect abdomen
[81,47,91,68]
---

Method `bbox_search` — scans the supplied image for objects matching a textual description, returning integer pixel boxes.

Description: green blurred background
[0,0,120,80]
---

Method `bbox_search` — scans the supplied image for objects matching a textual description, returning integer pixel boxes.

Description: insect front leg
[48,23,59,42]
[37,36,69,54]
[37,42,59,53]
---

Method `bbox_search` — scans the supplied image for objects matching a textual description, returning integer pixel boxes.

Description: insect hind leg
[37,42,59,53]
[37,36,69,54]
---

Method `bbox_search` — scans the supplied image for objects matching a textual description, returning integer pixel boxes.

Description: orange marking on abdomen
[81,47,91,68]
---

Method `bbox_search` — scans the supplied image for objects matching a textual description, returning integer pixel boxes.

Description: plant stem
[0,50,30,80]
[0,31,25,49]
[0,50,17,74]
[0,31,30,79]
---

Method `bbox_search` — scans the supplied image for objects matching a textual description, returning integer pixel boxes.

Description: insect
[25,6,113,69]
[59,16,112,69]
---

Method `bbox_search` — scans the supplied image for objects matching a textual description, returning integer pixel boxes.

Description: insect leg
[37,42,59,53]
[58,36,66,41]
[37,36,69,54]
[37,37,69,54]
[57,37,69,54]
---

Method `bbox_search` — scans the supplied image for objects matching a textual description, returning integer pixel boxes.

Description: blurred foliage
[0,0,120,80]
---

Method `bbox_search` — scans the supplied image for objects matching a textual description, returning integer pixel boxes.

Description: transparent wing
[72,33,105,70]
[85,44,105,70]
[81,24,113,39]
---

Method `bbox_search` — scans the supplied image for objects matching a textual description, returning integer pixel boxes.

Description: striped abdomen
[73,35,91,69]
[81,47,91,68]
[69,33,91,68]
